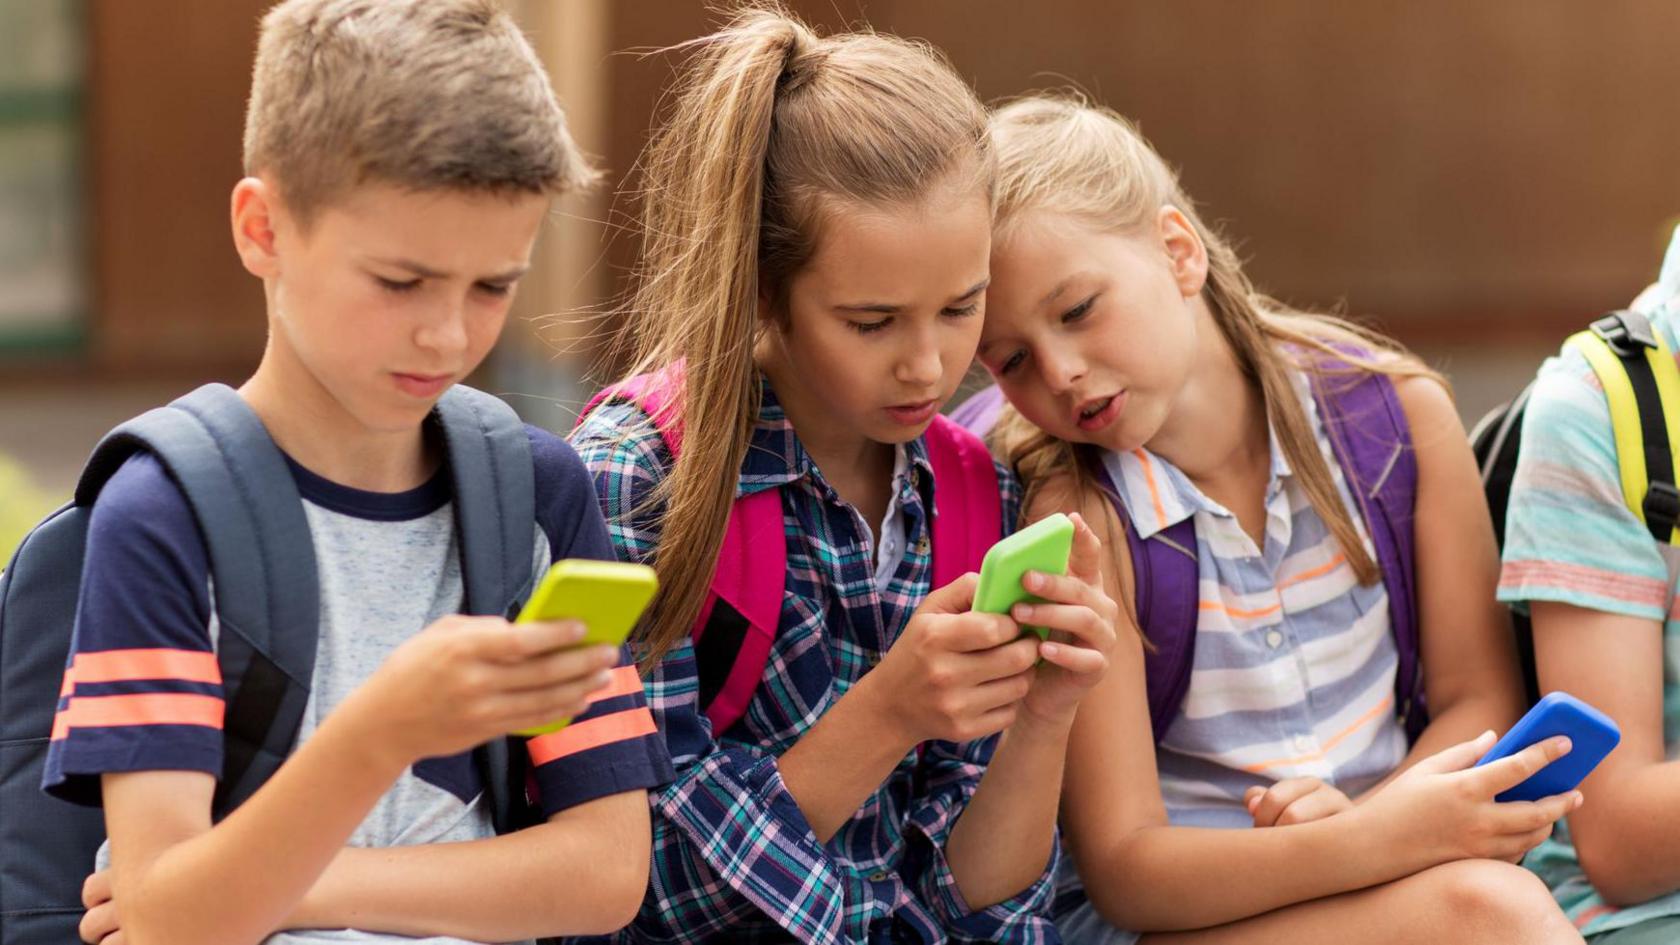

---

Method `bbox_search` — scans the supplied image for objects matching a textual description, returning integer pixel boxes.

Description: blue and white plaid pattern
[569,380,1057,944]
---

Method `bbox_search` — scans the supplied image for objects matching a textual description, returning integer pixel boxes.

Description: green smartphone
[972,513,1075,639]
[512,559,658,737]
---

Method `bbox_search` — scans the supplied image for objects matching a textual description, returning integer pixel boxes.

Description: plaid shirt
[568,380,1058,945]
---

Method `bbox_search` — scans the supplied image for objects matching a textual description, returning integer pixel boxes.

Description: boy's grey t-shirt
[45,425,673,944]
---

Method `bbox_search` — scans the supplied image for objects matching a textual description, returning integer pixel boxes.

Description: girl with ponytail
[967,95,1581,944]
[570,11,1117,943]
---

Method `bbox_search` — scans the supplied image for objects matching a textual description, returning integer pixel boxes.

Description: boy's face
[238,179,549,434]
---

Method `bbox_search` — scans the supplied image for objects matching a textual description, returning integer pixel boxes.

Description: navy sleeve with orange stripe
[43,454,225,805]
[525,428,673,816]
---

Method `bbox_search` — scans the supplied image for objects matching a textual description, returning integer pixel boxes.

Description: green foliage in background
[0,455,59,564]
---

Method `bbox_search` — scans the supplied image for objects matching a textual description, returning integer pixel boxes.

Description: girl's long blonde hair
[609,6,991,668]
[989,94,1444,587]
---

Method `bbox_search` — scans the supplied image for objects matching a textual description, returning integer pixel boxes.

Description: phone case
[973,513,1075,639]
[513,559,658,737]
[1473,691,1621,802]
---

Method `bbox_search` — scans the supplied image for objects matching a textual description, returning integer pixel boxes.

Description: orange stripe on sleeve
[585,665,645,705]
[527,707,657,766]
[51,693,224,738]
[70,649,221,687]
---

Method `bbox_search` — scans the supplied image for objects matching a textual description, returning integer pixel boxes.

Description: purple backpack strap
[1309,359,1424,741]
[923,415,1004,585]
[947,385,1007,436]
[578,367,786,737]
[1090,461,1199,744]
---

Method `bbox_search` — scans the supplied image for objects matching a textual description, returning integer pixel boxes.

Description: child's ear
[1157,205,1209,299]
[231,177,281,279]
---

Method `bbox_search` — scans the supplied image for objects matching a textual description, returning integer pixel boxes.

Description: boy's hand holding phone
[342,560,657,767]
[347,614,621,767]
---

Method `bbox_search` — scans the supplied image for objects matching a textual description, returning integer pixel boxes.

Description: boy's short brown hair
[243,0,596,226]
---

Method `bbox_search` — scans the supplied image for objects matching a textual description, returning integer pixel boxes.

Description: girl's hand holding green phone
[972,513,1075,638]
[512,559,658,737]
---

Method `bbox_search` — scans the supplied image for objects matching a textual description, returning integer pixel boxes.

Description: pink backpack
[582,367,1002,736]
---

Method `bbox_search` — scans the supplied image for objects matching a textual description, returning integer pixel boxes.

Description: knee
[1425,860,1578,944]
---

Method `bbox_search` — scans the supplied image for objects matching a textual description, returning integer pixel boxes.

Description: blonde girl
[570,13,1118,944]
[969,94,1583,945]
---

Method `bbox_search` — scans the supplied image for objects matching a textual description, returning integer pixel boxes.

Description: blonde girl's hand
[1356,731,1583,869]
[1010,513,1120,728]
[1244,778,1355,828]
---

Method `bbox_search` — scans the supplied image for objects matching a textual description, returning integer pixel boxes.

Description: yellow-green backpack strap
[1563,310,1680,544]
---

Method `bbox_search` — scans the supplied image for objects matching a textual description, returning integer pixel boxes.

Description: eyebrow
[368,257,529,283]
[1038,277,1075,308]
[833,279,990,314]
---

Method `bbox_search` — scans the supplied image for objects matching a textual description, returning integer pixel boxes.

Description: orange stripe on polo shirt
[1132,449,1170,526]
[527,708,657,766]
[1239,694,1394,774]
[585,665,645,705]
[50,693,224,739]
[1277,553,1348,590]
[1198,599,1284,620]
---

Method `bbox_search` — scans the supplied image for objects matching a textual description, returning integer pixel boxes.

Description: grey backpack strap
[79,384,319,816]
[435,385,536,616]
[434,385,536,834]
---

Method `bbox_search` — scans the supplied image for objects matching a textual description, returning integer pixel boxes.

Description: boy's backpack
[950,353,1424,745]
[581,367,1002,737]
[0,383,538,945]
[1470,309,1680,704]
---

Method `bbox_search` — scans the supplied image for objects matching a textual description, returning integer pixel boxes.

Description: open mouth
[1075,392,1124,432]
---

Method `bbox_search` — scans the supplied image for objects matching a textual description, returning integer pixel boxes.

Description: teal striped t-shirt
[1498,225,1680,937]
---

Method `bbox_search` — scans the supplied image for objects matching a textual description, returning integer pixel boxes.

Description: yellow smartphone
[512,559,658,737]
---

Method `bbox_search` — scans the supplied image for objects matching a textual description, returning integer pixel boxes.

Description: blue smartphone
[1473,692,1620,802]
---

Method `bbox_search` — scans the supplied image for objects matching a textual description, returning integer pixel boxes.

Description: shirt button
[1293,734,1313,752]
[1265,630,1284,649]
[868,870,892,883]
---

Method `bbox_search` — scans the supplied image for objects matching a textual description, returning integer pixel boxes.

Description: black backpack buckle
[1644,480,1680,541]
[1592,310,1659,357]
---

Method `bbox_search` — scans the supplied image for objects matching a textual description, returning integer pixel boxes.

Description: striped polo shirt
[1106,369,1409,827]
[1498,226,1680,938]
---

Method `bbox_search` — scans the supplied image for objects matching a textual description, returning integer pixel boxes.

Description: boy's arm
[290,789,650,939]
[102,616,615,945]
[103,708,407,945]
[1496,338,1680,906]
[1530,601,1678,906]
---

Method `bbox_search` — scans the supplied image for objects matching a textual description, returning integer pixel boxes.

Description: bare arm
[1365,375,1524,791]
[290,790,651,938]
[945,510,1117,908]
[103,710,405,945]
[102,617,614,945]
[1530,599,1680,905]
[1050,476,1569,931]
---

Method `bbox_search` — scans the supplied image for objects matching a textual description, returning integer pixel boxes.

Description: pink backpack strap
[923,415,1003,587]
[578,364,785,738]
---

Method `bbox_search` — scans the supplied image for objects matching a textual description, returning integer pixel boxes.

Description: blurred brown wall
[87,0,270,376]
[78,1,1680,379]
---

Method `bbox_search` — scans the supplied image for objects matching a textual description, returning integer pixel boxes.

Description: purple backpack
[583,366,1003,737]
[950,360,1424,745]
